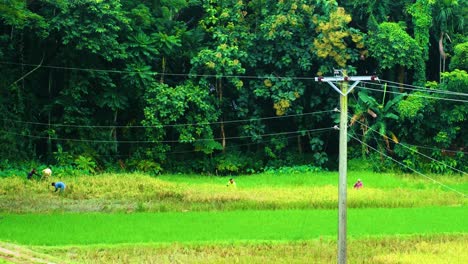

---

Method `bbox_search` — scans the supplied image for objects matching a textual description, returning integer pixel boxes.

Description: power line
[355,133,468,155]
[348,133,466,197]
[0,109,334,129]
[28,129,333,158]
[380,78,468,96]
[361,80,468,97]
[356,85,468,103]
[352,119,467,175]
[3,61,466,96]
[167,129,333,155]
[402,143,468,155]
[0,126,335,144]
[0,61,318,80]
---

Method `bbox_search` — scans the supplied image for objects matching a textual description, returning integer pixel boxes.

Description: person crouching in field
[51,182,66,193]
[353,179,363,189]
[27,168,39,180]
[226,178,236,187]
[42,167,52,180]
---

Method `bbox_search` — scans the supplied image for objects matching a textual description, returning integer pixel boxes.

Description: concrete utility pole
[315,70,378,264]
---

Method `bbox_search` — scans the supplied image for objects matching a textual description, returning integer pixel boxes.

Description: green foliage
[0,0,465,173]
[48,0,129,61]
[350,88,405,158]
[450,42,468,70]
[397,92,428,119]
[429,150,459,174]
[394,70,467,174]
[313,6,364,67]
[142,81,220,159]
[126,158,163,175]
[0,0,48,35]
[408,0,433,84]
[215,152,262,175]
[394,144,423,172]
[367,22,422,69]
[53,145,74,166]
[408,0,434,59]
[263,165,323,174]
[432,0,467,35]
[74,155,97,175]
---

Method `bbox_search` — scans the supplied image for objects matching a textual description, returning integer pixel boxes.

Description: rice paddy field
[0,171,467,263]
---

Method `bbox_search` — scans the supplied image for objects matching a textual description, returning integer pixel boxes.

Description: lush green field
[0,207,466,245]
[0,171,466,263]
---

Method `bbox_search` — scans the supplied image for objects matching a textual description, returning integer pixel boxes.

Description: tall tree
[0,0,48,160]
[431,0,466,80]
[191,0,248,152]
[408,0,433,85]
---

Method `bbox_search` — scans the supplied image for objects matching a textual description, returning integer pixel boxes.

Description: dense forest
[0,0,466,174]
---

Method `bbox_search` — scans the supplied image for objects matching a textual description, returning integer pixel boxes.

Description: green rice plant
[0,207,466,246]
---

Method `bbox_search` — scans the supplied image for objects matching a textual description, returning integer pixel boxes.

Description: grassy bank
[13,234,467,264]
[0,172,466,213]
[0,207,466,246]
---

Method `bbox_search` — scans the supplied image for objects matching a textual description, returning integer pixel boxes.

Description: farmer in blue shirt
[51,182,66,192]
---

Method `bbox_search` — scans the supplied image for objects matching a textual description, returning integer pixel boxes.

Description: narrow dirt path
[0,242,63,264]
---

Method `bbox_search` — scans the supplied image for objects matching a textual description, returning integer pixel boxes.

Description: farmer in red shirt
[353,179,363,189]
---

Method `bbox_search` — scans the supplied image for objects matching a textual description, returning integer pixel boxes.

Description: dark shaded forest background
[0,0,466,174]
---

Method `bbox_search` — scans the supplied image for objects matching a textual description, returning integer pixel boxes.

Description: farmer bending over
[353,179,363,189]
[27,168,39,180]
[51,182,66,192]
[42,167,52,180]
[226,178,236,187]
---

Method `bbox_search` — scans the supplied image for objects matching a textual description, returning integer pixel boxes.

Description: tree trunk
[439,32,447,82]
[111,110,118,153]
[47,71,52,162]
[397,65,405,92]
[160,56,166,83]
[297,135,302,154]
[217,79,226,153]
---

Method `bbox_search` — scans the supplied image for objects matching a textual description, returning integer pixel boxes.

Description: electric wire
[348,133,466,197]
[166,129,333,155]
[38,128,334,158]
[361,80,468,97]
[380,78,468,96]
[0,126,335,144]
[3,60,465,174]
[0,109,334,129]
[3,61,466,96]
[356,85,468,103]
[354,134,468,155]
[402,143,468,155]
[351,119,467,175]
[0,61,318,80]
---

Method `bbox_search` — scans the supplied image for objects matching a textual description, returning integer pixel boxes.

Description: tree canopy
[0,0,466,174]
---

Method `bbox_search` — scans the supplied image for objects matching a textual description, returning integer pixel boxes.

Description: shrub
[263,164,323,174]
[74,155,97,175]
[134,159,163,175]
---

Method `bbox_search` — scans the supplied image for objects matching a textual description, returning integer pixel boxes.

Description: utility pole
[315,70,378,264]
